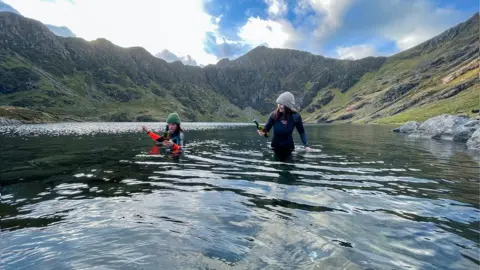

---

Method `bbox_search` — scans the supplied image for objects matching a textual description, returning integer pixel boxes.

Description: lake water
[1,122,479,270]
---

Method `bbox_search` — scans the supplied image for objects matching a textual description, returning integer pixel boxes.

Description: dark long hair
[165,123,183,133]
[177,124,183,133]
[272,106,293,123]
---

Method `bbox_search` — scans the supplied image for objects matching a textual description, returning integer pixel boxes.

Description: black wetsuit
[263,112,308,160]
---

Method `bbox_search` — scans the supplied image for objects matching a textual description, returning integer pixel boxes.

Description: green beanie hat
[166,112,181,124]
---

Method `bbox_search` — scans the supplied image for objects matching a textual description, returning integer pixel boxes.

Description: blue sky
[3,0,478,65]
[203,0,478,60]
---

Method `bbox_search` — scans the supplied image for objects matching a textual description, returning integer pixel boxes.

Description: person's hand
[163,140,174,148]
[257,130,265,136]
[305,146,312,152]
[142,126,149,133]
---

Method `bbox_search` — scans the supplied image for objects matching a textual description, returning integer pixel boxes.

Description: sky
[3,0,478,66]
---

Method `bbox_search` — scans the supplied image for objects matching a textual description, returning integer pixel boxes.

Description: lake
[1,122,479,269]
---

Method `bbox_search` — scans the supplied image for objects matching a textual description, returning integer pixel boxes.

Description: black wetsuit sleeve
[264,113,274,132]
[178,132,184,147]
[295,114,308,146]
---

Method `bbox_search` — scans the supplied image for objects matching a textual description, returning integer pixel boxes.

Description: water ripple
[1,123,479,270]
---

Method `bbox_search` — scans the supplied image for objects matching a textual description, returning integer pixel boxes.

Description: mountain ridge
[0,11,478,124]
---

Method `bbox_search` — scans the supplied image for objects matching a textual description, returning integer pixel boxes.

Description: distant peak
[0,0,21,15]
[93,38,113,44]
[46,24,76,37]
[216,58,230,66]
[251,45,269,51]
[155,49,198,66]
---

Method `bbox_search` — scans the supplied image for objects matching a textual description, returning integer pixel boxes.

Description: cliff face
[203,46,386,114]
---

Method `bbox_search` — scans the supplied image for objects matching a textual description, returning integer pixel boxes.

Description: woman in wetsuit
[142,112,185,155]
[257,92,312,161]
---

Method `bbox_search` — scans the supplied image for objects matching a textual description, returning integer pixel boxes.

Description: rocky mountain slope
[0,12,260,122]
[45,25,76,38]
[302,12,479,124]
[204,47,386,115]
[0,11,478,123]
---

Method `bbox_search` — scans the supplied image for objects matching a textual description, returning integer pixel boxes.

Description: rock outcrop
[0,117,22,125]
[466,129,480,150]
[393,121,419,133]
[409,114,470,140]
[453,120,480,142]
[393,114,480,150]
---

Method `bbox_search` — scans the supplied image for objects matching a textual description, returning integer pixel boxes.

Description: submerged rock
[466,129,480,150]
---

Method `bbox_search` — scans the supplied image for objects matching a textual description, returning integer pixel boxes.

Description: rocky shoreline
[0,117,23,125]
[393,114,480,150]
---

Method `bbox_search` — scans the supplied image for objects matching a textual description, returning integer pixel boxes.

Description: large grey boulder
[409,114,470,140]
[466,129,480,150]
[453,120,480,142]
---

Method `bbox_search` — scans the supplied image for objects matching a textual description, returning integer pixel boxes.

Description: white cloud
[395,33,430,51]
[265,0,288,17]
[292,0,472,55]
[215,36,237,45]
[234,1,300,51]
[377,2,464,51]
[293,0,311,15]
[238,17,293,49]
[155,49,198,66]
[300,0,353,40]
[336,44,377,60]
[215,36,224,44]
[3,0,219,65]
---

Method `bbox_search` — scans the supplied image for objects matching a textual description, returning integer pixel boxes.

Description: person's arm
[142,126,164,141]
[177,133,184,147]
[294,114,311,149]
[258,113,274,137]
[264,113,274,132]
[171,133,184,151]
[148,131,162,141]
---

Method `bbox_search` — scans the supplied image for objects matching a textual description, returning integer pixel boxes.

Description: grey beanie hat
[276,91,297,111]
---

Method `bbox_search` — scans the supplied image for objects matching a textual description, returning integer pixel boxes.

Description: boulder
[453,120,480,142]
[393,121,419,134]
[409,114,470,140]
[466,128,480,150]
[0,117,23,126]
